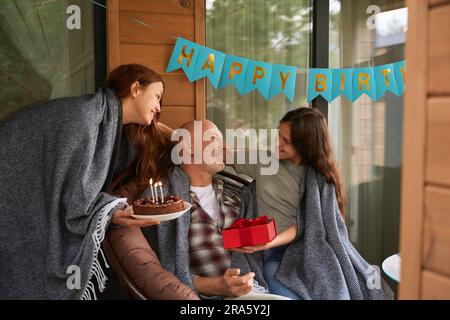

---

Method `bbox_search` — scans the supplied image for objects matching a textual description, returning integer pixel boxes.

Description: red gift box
[222,216,277,249]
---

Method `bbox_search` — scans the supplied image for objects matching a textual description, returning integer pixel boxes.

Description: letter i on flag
[352,68,377,102]
[331,69,353,102]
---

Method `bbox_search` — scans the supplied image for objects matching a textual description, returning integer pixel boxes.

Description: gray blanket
[0,88,128,299]
[141,166,196,291]
[231,166,394,300]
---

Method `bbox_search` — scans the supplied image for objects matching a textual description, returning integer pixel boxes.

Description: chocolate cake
[133,195,184,215]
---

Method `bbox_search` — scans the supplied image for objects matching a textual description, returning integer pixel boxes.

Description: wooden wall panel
[429,0,450,7]
[119,44,179,75]
[401,0,450,299]
[428,5,450,94]
[399,0,429,299]
[423,186,450,277]
[421,271,450,299]
[161,75,195,106]
[119,13,194,45]
[108,0,205,129]
[107,0,120,71]
[119,0,195,15]
[159,106,195,128]
[426,97,450,186]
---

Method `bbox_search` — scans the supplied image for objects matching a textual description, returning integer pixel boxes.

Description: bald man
[111,120,257,299]
[172,120,255,297]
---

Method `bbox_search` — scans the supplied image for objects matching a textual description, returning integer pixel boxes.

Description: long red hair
[280,107,347,216]
[107,64,173,187]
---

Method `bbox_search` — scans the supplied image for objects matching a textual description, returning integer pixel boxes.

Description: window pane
[0,0,96,119]
[206,0,311,135]
[329,0,406,269]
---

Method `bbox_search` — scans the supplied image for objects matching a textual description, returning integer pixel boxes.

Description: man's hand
[217,268,254,297]
[111,205,160,228]
[193,268,255,297]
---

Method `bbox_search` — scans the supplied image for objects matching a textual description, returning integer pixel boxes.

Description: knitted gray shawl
[0,88,128,299]
[141,166,196,291]
[231,166,394,300]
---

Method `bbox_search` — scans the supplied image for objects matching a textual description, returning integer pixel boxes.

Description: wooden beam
[107,0,120,72]
[398,0,429,300]
[194,0,206,120]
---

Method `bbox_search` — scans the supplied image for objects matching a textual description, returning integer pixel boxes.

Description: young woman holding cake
[0,63,172,299]
[228,107,392,300]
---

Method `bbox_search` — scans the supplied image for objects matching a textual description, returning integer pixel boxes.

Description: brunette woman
[230,107,346,299]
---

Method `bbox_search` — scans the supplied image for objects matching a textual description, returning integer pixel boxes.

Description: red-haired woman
[0,64,172,299]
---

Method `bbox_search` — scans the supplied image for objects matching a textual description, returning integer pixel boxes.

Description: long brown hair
[107,64,173,187]
[280,107,347,215]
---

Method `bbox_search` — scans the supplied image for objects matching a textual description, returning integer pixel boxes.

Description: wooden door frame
[106,0,120,72]
[398,0,428,299]
[194,0,206,120]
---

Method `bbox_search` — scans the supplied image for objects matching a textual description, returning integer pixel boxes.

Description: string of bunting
[167,37,406,103]
[88,2,406,103]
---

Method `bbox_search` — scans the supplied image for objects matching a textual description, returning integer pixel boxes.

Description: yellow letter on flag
[252,67,265,85]
[359,73,370,91]
[279,71,291,90]
[315,74,327,92]
[400,66,405,81]
[380,69,391,86]
[178,46,195,67]
[201,53,215,73]
[229,62,243,80]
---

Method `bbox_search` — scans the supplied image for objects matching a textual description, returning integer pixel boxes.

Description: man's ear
[130,81,140,98]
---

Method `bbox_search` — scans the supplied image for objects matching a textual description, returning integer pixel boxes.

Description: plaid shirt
[188,178,241,278]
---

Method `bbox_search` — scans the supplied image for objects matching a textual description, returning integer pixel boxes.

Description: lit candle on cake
[154,182,160,204]
[159,182,164,203]
[149,178,155,203]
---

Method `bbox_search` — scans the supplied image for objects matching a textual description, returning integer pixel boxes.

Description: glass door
[205,0,312,134]
[0,0,97,120]
[329,0,406,285]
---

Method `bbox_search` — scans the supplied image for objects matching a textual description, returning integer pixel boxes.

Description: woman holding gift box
[228,107,392,300]
[229,107,347,299]
[227,108,384,299]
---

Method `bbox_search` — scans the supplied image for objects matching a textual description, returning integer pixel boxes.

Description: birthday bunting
[166,37,406,103]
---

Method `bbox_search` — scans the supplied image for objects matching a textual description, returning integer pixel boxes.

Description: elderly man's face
[200,126,225,174]
[173,120,226,175]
